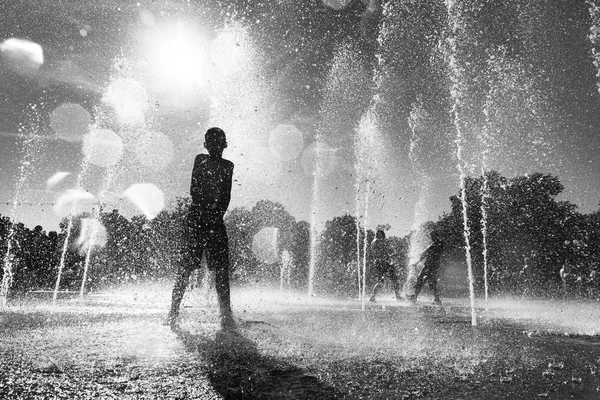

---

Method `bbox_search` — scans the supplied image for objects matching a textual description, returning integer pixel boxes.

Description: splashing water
[587,0,600,93]
[445,0,477,326]
[405,97,434,296]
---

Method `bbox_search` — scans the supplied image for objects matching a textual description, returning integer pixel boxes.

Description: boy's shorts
[186,212,229,271]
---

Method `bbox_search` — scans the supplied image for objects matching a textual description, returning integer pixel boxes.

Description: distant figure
[407,231,444,305]
[588,269,598,298]
[166,127,236,330]
[559,261,576,299]
[519,257,532,298]
[369,230,402,303]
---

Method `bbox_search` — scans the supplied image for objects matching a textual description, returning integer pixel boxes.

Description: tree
[315,214,362,296]
[225,206,259,284]
[439,171,583,295]
[289,220,311,289]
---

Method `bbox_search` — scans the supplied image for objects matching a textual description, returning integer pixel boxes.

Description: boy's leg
[166,265,193,325]
[429,273,441,304]
[369,275,384,302]
[207,223,235,330]
[386,267,403,300]
[413,271,427,300]
[214,266,234,321]
[166,217,203,326]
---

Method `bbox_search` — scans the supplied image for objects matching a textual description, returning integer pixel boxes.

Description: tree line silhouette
[1,171,599,298]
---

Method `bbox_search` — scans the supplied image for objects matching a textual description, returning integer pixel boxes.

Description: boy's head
[204,127,227,156]
[376,230,386,240]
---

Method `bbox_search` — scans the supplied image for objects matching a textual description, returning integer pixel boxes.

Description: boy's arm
[190,155,203,205]
[216,161,233,215]
[414,245,430,265]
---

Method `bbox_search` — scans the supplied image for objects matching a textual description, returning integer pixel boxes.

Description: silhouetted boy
[369,230,402,302]
[407,231,444,305]
[166,127,235,330]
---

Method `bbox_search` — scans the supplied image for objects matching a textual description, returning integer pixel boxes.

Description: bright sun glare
[152,23,206,86]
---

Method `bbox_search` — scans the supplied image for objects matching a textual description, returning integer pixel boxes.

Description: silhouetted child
[560,261,576,299]
[519,257,532,298]
[369,230,402,302]
[407,231,444,305]
[166,127,236,330]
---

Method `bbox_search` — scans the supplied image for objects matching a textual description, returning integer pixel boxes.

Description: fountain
[445,0,478,326]
[0,1,598,328]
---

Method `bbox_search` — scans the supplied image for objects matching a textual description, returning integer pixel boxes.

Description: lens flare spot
[46,172,71,190]
[83,128,124,168]
[268,124,305,161]
[103,78,148,126]
[252,227,279,264]
[76,218,108,255]
[134,130,174,171]
[50,103,91,142]
[0,38,44,76]
[123,183,164,220]
[53,189,96,217]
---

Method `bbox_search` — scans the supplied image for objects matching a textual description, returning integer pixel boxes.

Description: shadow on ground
[174,323,343,399]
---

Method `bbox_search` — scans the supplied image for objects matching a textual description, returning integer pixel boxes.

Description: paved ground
[1,285,600,399]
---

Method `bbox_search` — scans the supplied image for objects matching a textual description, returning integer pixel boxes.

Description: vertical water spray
[80,210,98,297]
[354,0,391,308]
[1,230,16,309]
[53,166,90,302]
[480,99,493,309]
[79,167,115,296]
[307,140,321,296]
[445,0,477,326]
[480,164,490,309]
[355,110,380,310]
[361,180,371,307]
[1,123,46,308]
[405,98,433,296]
[355,195,362,300]
[1,138,32,308]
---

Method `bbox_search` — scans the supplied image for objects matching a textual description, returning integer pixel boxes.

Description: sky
[1,0,600,237]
